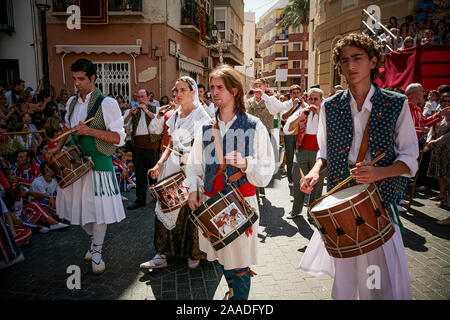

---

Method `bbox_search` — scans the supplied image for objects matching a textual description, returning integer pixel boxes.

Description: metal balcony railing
[52,0,142,12]
[0,0,15,33]
[181,0,199,28]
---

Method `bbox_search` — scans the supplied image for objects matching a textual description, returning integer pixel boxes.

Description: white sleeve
[64,96,76,129]
[261,94,286,115]
[30,179,45,194]
[243,120,275,187]
[184,127,205,193]
[283,109,301,135]
[394,100,420,177]
[1,199,8,214]
[149,116,164,135]
[316,102,327,160]
[101,98,126,147]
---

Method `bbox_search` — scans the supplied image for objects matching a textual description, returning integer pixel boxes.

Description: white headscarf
[178,76,201,109]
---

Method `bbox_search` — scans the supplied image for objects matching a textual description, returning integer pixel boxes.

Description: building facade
[235,11,255,92]
[257,0,309,93]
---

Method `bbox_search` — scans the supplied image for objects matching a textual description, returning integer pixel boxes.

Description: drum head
[311,184,369,212]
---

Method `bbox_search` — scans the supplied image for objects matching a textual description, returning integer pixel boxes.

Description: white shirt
[284,108,319,135]
[5,90,18,108]
[185,114,275,193]
[203,102,216,118]
[316,85,419,177]
[29,175,57,203]
[65,91,126,147]
[123,107,163,136]
[245,93,286,115]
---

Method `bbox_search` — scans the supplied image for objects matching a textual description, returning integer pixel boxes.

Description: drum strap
[210,120,246,185]
[356,118,370,163]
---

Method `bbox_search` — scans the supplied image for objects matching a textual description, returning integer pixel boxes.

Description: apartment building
[257,0,309,93]
[44,0,215,101]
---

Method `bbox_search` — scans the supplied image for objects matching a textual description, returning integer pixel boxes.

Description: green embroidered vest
[68,88,116,157]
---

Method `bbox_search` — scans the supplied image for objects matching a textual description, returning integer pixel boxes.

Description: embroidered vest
[247,97,273,132]
[68,88,116,157]
[131,105,161,143]
[324,85,409,207]
[202,111,257,193]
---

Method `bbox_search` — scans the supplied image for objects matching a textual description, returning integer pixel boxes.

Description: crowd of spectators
[364,0,450,53]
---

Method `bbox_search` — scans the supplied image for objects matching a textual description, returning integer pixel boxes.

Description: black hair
[70,59,97,80]
[197,84,206,90]
[3,183,23,211]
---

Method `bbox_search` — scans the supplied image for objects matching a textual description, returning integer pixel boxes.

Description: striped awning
[55,45,141,55]
[178,54,204,74]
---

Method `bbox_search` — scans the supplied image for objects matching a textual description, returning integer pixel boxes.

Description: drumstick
[4,130,45,136]
[323,152,386,198]
[163,145,183,157]
[54,117,95,141]
[299,168,309,187]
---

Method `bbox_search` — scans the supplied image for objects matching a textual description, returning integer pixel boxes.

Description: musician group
[49,33,426,300]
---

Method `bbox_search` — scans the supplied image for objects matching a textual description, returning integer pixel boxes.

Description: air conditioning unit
[202,56,213,69]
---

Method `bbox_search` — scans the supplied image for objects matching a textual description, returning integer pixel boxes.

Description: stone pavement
[0,171,449,300]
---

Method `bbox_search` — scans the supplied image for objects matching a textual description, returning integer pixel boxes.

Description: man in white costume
[52,59,126,275]
[185,65,275,300]
[300,34,418,299]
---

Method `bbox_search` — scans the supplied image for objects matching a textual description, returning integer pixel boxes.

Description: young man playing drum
[185,65,275,300]
[300,33,419,299]
[51,59,126,275]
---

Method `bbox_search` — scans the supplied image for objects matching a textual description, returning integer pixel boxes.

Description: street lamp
[210,25,226,66]
[244,58,254,92]
[35,0,51,97]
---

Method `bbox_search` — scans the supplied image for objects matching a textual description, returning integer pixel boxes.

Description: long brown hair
[209,64,247,114]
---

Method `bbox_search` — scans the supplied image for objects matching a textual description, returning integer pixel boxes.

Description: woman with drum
[185,65,275,300]
[139,76,211,270]
[300,33,419,300]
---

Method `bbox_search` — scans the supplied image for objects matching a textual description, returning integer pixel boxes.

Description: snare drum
[47,145,94,189]
[308,183,394,258]
[190,185,258,251]
[149,171,189,213]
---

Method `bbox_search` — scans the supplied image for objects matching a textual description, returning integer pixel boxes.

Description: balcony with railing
[180,0,209,41]
[52,0,142,13]
[0,0,14,34]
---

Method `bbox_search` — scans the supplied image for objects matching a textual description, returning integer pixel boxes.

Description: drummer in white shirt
[299,33,418,300]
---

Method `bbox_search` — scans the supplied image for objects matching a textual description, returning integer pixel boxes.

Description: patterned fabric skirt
[154,204,206,260]
[427,146,450,179]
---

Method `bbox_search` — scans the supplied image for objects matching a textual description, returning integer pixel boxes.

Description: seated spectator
[29,162,58,216]
[417,19,427,44]
[57,89,69,119]
[400,22,409,40]
[1,197,32,246]
[0,132,22,164]
[406,15,418,36]
[12,149,41,189]
[423,90,439,116]
[3,183,69,233]
[421,29,435,45]
[387,28,403,51]
[0,203,25,270]
[388,16,398,29]
[434,20,446,44]
[399,36,415,50]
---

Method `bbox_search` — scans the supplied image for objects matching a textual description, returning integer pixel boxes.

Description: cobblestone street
[1,171,449,300]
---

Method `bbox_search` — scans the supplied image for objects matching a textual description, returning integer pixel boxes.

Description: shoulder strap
[356,118,370,163]
[86,94,105,125]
